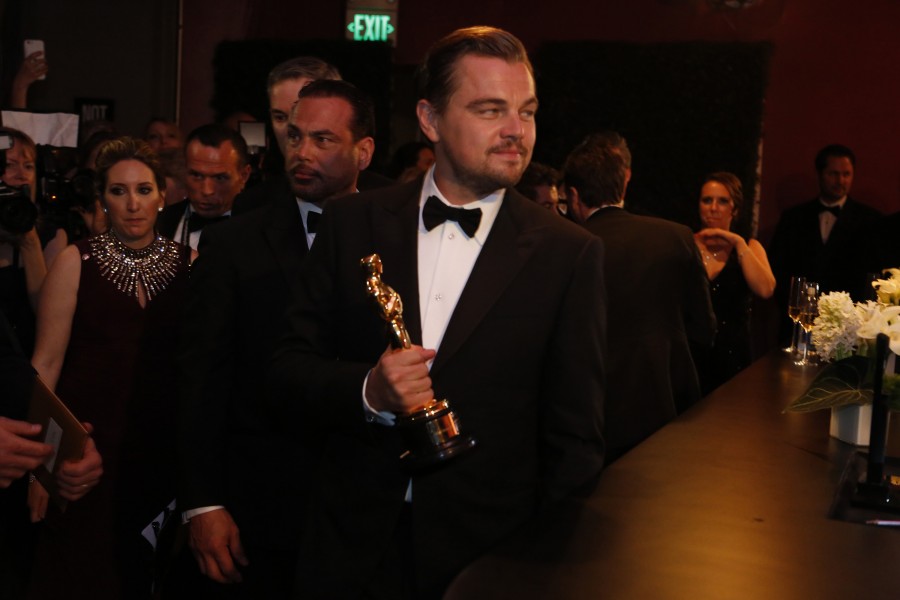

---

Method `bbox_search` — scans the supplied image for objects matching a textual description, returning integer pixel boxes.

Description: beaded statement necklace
[87,231,181,301]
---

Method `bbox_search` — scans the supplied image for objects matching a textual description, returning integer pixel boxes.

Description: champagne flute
[785,275,806,354]
[795,282,819,366]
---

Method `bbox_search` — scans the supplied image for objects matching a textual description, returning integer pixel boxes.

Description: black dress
[694,248,753,396]
[28,236,190,600]
[0,248,36,356]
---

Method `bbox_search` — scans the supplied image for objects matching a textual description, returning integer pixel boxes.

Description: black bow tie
[422,195,482,237]
[819,204,841,218]
[305,211,321,234]
[187,212,228,233]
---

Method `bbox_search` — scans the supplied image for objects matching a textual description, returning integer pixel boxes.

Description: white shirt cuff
[181,505,225,524]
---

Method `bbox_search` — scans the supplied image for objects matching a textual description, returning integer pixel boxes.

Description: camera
[0,132,38,238]
[32,146,97,240]
[0,182,37,238]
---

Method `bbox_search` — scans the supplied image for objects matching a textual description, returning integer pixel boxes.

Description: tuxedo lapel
[371,183,423,346]
[795,201,825,251]
[825,198,861,249]
[431,192,536,374]
[158,199,188,239]
[263,195,308,300]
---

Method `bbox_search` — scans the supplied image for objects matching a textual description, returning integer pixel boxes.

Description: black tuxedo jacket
[768,197,881,339]
[177,191,312,569]
[584,207,715,461]
[269,180,607,598]
[157,199,188,241]
[231,172,292,217]
[232,169,395,217]
[0,306,34,420]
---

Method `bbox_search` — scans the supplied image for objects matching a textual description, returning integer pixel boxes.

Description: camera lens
[0,184,37,235]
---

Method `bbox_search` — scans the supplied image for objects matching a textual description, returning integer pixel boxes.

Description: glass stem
[801,331,809,365]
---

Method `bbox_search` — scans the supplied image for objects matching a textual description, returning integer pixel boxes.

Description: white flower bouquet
[787,270,900,412]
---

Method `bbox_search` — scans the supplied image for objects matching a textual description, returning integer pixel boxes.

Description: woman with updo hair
[692,171,775,395]
[29,137,194,599]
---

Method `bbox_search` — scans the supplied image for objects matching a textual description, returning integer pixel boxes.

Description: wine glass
[795,282,819,366]
[785,275,806,354]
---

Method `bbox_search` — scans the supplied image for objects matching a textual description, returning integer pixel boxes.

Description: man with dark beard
[268,27,607,600]
[175,80,374,597]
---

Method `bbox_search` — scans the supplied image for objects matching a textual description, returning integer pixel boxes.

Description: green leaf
[885,374,900,411]
[785,356,874,412]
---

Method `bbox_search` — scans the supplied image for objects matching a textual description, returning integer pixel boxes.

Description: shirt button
[434,293,442,301]
[448,233,455,240]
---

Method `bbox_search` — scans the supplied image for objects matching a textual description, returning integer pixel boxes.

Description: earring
[158,206,164,213]
[103,207,108,214]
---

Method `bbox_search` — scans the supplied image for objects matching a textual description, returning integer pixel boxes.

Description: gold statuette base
[397,399,477,468]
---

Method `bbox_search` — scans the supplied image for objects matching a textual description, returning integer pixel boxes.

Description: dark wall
[180,0,900,233]
[533,41,770,234]
[2,0,179,138]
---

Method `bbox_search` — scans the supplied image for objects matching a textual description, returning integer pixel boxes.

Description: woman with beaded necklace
[29,137,195,598]
[692,171,775,395]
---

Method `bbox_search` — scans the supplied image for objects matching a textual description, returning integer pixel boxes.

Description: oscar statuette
[361,254,476,468]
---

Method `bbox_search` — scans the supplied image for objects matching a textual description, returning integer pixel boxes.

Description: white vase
[829,404,873,446]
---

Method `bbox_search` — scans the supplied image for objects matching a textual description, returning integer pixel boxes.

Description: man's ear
[356,137,375,171]
[239,164,252,189]
[566,186,583,223]
[416,99,440,144]
[566,186,579,208]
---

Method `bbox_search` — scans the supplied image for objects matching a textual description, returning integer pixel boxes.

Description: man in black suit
[157,124,251,249]
[768,144,882,341]
[268,26,606,599]
[563,133,716,462]
[231,56,341,216]
[176,80,375,596]
[0,307,50,485]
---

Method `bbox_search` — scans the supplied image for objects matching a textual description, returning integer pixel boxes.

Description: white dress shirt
[819,196,846,244]
[417,170,504,353]
[296,198,323,249]
[173,205,232,251]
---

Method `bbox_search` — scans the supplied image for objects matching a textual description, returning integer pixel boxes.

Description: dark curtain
[533,41,771,238]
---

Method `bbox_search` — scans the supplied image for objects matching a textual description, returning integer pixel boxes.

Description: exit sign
[345,0,397,46]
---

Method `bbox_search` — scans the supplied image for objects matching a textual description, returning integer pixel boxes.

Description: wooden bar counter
[445,352,900,599]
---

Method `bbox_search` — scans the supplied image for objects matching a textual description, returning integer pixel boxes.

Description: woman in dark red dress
[29,137,194,599]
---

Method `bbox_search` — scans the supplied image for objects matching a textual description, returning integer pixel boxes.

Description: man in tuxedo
[233,56,391,216]
[232,56,341,216]
[268,26,606,599]
[157,124,251,249]
[564,133,716,462]
[176,80,375,596]
[768,144,882,342]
